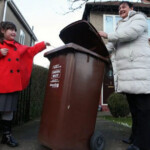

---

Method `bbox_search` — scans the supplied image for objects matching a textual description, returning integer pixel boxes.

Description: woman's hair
[0,21,17,43]
[119,1,133,8]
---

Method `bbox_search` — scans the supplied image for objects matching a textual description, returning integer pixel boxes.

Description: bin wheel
[90,131,104,150]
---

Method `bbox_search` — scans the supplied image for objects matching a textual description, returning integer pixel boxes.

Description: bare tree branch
[68,0,89,2]
[63,0,89,14]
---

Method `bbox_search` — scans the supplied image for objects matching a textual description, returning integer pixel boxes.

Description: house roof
[82,1,150,20]
[8,0,37,41]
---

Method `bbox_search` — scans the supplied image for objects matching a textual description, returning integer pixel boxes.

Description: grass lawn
[99,115,132,128]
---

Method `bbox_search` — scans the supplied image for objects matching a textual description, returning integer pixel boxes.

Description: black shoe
[126,144,140,150]
[1,133,19,147]
[122,137,134,144]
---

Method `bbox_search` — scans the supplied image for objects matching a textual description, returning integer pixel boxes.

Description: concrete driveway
[0,112,130,150]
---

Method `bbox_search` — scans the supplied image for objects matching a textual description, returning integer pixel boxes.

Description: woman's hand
[45,42,51,46]
[99,31,108,39]
[0,48,9,56]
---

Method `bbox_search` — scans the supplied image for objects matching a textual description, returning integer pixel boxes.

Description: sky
[13,0,85,68]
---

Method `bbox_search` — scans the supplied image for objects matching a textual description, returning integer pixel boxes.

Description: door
[103,64,114,104]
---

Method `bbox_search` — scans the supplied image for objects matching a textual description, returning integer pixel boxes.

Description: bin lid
[44,43,109,63]
[59,20,109,57]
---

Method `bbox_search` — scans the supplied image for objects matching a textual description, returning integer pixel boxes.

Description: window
[31,40,34,46]
[104,15,150,37]
[103,15,121,33]
[147,19,150,37]
[19,29,25,44]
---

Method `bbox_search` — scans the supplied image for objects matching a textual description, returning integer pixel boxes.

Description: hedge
[30,64,49,119]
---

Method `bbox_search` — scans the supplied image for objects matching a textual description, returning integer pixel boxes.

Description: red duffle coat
[0,40,46,93]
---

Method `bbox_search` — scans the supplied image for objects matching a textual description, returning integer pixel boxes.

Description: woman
[99,1,150,150]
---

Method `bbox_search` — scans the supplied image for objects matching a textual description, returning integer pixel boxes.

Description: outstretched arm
[26,41,50,57]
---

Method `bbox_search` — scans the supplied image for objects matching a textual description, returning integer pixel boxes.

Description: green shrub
[30,64,49,119]
[108,93,130,118]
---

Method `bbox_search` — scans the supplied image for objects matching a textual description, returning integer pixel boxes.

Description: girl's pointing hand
[0,48,9,56]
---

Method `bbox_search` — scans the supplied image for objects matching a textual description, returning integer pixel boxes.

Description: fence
[13,84,31,125]
[13,65,49,125]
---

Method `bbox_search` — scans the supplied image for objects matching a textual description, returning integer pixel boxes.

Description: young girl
[0,21,50,147]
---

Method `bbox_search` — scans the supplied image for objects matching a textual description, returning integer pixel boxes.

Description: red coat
[0,40,46,93]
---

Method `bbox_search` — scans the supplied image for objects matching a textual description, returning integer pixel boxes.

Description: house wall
[0,1,5,20]
[90,11,103,31]
[89,11,107,45]
[5,5,33,46]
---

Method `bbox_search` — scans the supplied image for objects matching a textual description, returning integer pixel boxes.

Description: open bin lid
[59,20,109,57]
[44,43,109,63]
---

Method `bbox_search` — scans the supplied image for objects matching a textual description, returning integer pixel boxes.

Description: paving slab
[0,112,130,150]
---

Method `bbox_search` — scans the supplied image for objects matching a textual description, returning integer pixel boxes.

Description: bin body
[39,44,107,150]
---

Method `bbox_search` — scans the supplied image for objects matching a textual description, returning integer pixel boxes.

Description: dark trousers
[126,94,150,149]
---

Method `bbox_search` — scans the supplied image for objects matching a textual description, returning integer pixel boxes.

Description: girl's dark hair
[119,1,133,8]
[0,21,17,43]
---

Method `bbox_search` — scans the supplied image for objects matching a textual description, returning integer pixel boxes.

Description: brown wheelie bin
[38,20,109,150]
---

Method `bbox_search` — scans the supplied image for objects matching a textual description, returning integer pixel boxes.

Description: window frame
[19,29,25,45]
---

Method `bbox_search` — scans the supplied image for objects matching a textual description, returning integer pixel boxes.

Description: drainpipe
[2,0,11,21]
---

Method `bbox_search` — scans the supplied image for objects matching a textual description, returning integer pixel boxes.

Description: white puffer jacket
[107,10,150,94]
